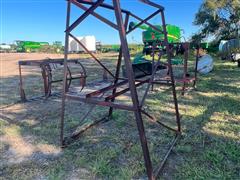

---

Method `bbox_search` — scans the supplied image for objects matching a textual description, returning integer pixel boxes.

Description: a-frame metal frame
[61,0,181,179]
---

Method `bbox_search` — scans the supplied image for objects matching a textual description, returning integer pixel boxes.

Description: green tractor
[15,40,49,52]
[129,22,181,55]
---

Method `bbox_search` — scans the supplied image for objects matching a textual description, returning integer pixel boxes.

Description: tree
[193,0,240,42]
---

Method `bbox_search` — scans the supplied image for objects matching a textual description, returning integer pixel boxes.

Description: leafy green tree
[193,0,240,42]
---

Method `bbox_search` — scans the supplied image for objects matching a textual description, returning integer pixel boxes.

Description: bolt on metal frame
[61,0,182,179]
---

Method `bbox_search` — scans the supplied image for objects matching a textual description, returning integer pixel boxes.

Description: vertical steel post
[60,0,71,146]
[182,43,189,95]
[112,1,154,179]
[41,66,49,96]
[18,64,26,101]
[151,45,155,91]
[193,46,199,87]
[160,11,181,132]
[108,13,129,117]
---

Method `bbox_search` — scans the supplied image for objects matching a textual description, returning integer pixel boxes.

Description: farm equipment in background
[15,40,49,52]
[96,41,102,53]
[219,39,240,67]
[122,21,200,95]
[102,44,120,52]
[0,44,13,53]
[129,22,181,55]
[53,41,63,53]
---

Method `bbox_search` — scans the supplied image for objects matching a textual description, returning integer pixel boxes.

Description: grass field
[0,52,239,179]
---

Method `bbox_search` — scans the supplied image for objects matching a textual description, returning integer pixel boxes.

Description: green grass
[0,54,239,179]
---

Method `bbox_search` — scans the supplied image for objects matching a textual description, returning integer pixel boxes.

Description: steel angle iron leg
[151,46,155,91]
[40,64,49,96]
[112,0,154,179]
[140,54,162,108]
[108,47,122,117]
[182,43,189,95]
[41,64,53,98]
[160,11,181,133]
[108,13,129,117]
[193,46,200,88]
[60,0,71,147]
[72,1,118,30]
[66,0,105,33]
[19,64,26,101]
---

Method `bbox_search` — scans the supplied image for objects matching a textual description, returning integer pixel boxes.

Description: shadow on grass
[172,62,240,179]
[0,59,239,179]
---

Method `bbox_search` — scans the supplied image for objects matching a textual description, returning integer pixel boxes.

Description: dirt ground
[1,53,100,77]
[0,53,239,179]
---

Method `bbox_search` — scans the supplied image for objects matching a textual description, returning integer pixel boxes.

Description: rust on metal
[58,0,198,179]
[18,58,86,101]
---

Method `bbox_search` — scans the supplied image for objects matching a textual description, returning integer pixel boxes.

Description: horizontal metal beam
[75,0,130,14]
[129,12,163,34]
[66,0,104,32]
[72,0,118,30]
[18,59,79,66]
[86,80,128,98]
[105,79,148,101]
[138,0,164,10]
[126,9,161,34]
[66,94,136,111]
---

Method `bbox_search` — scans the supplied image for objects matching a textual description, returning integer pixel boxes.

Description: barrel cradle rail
[60,0,185,179]
[154,42,199,95]
[141,41,199,95]
[18,58,86,102]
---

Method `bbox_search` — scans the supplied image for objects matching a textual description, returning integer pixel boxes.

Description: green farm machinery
[129,22,181,55]
[15,40,49,52]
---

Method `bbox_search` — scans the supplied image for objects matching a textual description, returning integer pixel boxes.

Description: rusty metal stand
[150,42,199,95]
[60,1,182,179]
[173,42,198,95]
[18,59,86,101]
